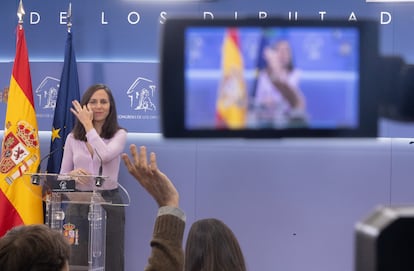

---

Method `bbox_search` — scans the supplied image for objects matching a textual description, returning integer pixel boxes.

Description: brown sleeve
[144,214,185,271]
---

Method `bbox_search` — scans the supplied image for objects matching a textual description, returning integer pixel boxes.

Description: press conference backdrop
[2,2,414,271]
[1,0,414,135]
[0,62,160,132]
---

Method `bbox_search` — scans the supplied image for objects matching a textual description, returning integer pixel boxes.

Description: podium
[28,173,130,271]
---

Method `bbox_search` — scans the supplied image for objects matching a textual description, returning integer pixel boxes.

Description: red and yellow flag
[216,28,248,129]
[0,25,42,237]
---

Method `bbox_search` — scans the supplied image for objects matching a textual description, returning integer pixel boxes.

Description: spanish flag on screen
[216,28,248,129]
[0,25,42,237]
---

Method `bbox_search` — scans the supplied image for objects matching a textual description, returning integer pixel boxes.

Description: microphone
[31,147,61,185]
[94,149,104,187]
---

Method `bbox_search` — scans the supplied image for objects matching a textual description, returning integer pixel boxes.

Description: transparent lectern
[28,172,130,271]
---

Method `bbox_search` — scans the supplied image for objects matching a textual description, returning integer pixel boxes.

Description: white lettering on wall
[288,11,298,21]
[349,12,358,21]
[159,11,167,24]
[380,11,392,24]
[30,12,40,25]
[204,12,214,20]
[258,11,268,19]
[128,12,140,24]
[23,10,396,26]
[101,11,108,25]
[319,11,327,21]
[60,12,68,25]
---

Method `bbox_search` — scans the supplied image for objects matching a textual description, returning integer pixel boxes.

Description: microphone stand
[31,147,61,185]
[94,149,104,187]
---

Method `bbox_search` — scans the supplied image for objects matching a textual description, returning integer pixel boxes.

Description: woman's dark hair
[0,224,70,271]
[72,83,123,141]
[270,39,294,72]
[258,38,295,72]
[184,218,247,271]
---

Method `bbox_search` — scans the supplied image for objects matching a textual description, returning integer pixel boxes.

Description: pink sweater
[60,128,127,191]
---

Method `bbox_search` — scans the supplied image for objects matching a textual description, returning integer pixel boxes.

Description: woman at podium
[60,84,127,271]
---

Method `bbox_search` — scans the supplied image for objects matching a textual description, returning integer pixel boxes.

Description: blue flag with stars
[46,31,80,173]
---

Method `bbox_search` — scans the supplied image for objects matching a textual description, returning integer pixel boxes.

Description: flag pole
[17,0,25,28]
[67,2,72,33]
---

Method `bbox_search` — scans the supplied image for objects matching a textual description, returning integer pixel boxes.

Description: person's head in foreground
[185,218,247,271]
[0,224,70,271]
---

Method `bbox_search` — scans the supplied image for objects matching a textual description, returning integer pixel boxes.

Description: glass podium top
[25,173,130,206]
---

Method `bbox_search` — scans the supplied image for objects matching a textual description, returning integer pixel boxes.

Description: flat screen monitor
[160,18,379,138]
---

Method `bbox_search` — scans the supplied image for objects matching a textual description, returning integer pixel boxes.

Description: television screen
[160,18,379,138]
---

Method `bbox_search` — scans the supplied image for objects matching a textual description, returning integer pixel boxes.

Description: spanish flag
[0,25,42,236]
[216,28,248,129]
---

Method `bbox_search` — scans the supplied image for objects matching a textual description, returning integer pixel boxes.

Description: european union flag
[46,31,80,173]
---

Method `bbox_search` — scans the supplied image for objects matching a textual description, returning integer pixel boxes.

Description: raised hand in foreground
[121,144,179,208]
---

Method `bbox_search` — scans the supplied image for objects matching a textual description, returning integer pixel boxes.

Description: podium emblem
[63,223,79,245]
